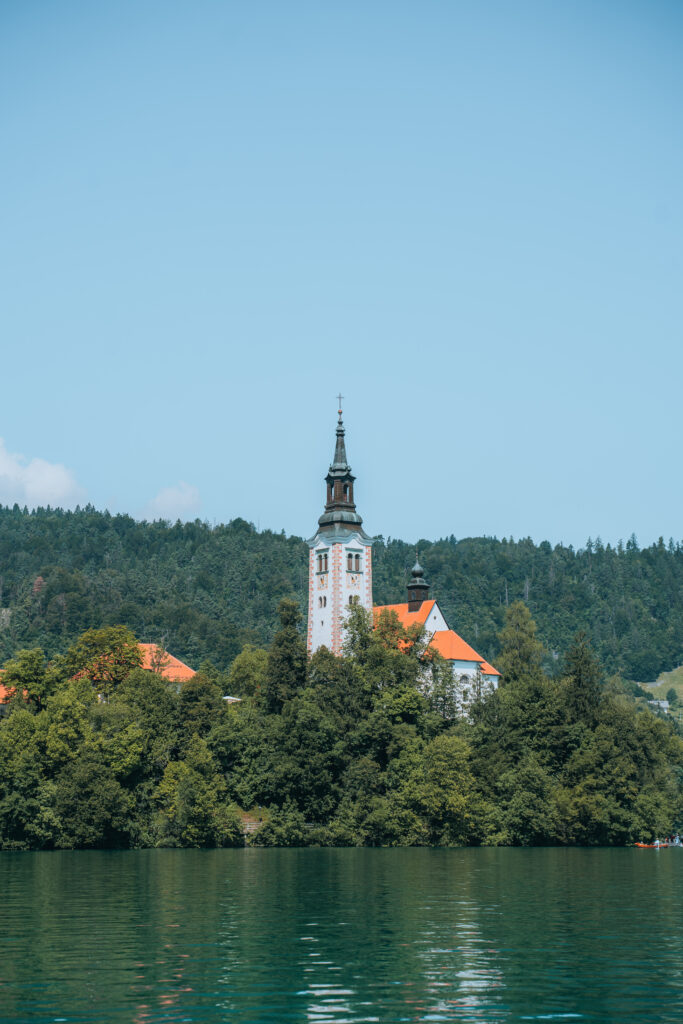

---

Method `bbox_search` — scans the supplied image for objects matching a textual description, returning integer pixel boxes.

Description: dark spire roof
[317,405,365,532]
[407,552,430,608]
[330,410,350,473]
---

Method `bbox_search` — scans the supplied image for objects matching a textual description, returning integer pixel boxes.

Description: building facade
[307,408,374,655]
[375,559,501,707]
[306,408,501,706]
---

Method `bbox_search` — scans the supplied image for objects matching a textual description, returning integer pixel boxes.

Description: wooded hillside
[0,505,681,679]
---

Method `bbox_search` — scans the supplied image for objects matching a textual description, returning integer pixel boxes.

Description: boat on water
[635,841,683,848]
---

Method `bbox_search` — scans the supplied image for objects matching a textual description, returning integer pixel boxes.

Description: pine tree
[564,631,602,723]
[263,599,307,713]
[496,601,544,685]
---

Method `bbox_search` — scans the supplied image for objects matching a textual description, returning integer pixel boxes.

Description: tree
[227,645,268,698]
[564,631,602,723]
[113,669,179,772]
[177,672,225,746]
[666,688,678,706]
[154,735,243,847]
[497,756,560,846]
[54,753,133,849]
[262,599,307,713]
[0,648,52,711]
[402,734,478,845]
[0,707,57,850]
[496,601,544,685]
[249,804,308,847]
[65,626,143,699]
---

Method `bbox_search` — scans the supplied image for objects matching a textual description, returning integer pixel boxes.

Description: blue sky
[1,0,681,547]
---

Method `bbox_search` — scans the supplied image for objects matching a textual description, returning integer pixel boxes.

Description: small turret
[407,554,430,611]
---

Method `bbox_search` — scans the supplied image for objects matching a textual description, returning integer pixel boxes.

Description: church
[306,406,500,698]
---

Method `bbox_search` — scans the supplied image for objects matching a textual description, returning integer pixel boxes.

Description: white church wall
[448,659,480,675]
[308,533,373,655]
[308,540,330,653]
[424,603,448,633]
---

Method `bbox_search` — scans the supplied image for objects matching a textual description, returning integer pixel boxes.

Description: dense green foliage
[0,505,682,678]
[1,605,681,850]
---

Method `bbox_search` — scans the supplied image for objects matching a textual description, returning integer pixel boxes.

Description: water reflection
[413,901,505,1021]
[1,849,683,1023]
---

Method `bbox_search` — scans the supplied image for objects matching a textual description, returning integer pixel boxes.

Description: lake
[1,848,682,1023]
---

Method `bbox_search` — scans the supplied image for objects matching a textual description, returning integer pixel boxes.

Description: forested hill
[0,505,681,679]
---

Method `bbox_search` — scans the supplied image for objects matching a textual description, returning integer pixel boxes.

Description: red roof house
[374,558,501,706]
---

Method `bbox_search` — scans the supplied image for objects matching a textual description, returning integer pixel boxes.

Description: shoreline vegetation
[1,600,681,851]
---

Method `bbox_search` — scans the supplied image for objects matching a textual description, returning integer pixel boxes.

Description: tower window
[354,554,361,571]
[343,484,349,499]
[348,595,360,606]
[317,552,329,573]
[347,553,353,571]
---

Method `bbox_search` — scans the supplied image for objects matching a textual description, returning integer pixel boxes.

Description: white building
[374,559,501,696]
[306,408,501,704]
[306,406,374,655]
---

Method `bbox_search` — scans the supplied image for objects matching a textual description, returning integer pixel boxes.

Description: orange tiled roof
[138,643,196,682]
[374,604,500,675]
[0,644,196,703]
[429,629,485,663]
[373,600,436,629]
[0,670,27,705]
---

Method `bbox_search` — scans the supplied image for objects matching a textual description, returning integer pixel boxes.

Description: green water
[1,848,682,1023]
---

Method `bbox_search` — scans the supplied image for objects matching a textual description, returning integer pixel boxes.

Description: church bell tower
[307,400,374,655]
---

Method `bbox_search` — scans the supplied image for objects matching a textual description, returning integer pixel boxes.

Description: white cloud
[0,438,85,508]
[143,481,201,522]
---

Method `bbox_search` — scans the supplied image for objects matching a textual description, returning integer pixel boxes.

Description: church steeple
[331,409,349,469]
[307,398,374,656]
[318,398,364,532]
[407,553,430,611]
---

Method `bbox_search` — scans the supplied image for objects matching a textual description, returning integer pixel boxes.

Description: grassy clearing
[641,666,683,726]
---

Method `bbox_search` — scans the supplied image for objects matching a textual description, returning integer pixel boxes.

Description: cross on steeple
[336,393,344,417]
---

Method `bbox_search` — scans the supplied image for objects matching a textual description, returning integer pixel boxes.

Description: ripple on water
[1,849,683,1023]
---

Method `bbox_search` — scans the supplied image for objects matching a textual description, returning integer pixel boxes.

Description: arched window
[323,552,328,572]
[347,553,353,571]
[343,484,349,500]
[354,554,361,571]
